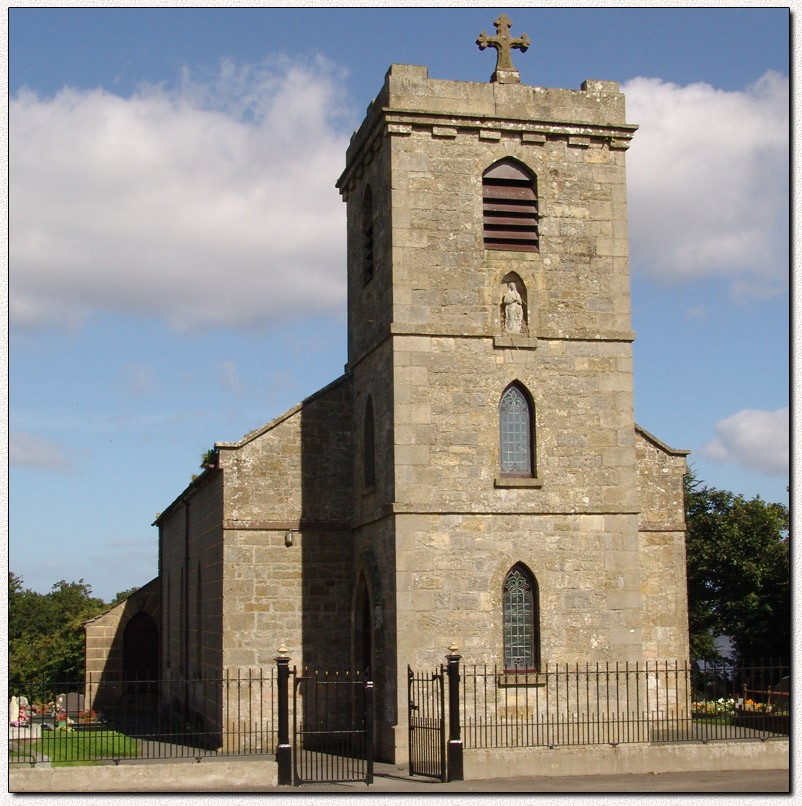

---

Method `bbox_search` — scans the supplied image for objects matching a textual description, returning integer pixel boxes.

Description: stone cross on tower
[476,14,530,84]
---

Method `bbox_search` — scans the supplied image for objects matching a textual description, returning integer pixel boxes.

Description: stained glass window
[500,385,532,475]
[503,566,538,671]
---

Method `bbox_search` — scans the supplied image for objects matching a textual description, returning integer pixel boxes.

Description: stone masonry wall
[157,471,224,704]
[395,511,644,669]
[635,427,690,662]
[216,378,355,672]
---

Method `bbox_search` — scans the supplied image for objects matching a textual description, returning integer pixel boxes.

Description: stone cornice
[382,108,638,142]
[338,107,636,199]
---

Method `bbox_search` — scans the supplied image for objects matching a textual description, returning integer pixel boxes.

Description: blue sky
[9,7,790,602]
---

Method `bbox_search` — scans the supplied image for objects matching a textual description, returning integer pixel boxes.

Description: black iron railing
[8,660,789,770]
[457,660,789,750]
[8,669,278,766]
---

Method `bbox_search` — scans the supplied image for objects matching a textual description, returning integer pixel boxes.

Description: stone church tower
[333,56,689,756]
[87,27,690,765]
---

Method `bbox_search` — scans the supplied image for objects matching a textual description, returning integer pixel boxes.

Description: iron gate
[292,670,373,785]
[407,665,446,781]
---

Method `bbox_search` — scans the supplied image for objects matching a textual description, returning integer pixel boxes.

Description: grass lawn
[691,714,733,725]
[30,728,142,765]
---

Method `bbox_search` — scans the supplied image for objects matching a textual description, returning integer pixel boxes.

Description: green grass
[29,728,142,764]
[691,714,733,725]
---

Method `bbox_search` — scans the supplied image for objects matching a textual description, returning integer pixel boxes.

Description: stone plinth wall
[463,739,789,781]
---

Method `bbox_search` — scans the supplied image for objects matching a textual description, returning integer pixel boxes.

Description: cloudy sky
[9,7,790,602]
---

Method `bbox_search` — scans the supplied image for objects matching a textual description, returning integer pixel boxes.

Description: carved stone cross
[476,14,530,84]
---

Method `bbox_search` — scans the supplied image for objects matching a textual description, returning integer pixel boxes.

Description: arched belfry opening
[123,610,159,682]
[482,158,538,251]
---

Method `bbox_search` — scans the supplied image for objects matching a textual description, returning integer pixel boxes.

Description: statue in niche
[502,281,525,334]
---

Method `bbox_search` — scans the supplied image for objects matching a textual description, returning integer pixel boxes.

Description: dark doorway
[123,611,159,681]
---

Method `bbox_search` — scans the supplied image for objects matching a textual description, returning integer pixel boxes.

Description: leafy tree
[109,586,141,607]
[685,472,790,663]
[8,575,106,690]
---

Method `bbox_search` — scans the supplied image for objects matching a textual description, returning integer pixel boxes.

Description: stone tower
[336,53,688,755]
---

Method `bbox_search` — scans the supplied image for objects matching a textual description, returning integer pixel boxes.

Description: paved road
[243,763,790,793]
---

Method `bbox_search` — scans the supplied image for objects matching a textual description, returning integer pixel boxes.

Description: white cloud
[10,432,73,471]
[624,71,788,298]
[10,56,351,333]
[701,407,789,476]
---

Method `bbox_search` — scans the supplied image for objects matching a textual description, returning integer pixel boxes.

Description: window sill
[497,672,545,688]
[494,477,543,489]
[493,334,538,350]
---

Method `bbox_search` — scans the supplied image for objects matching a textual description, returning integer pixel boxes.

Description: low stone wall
[464,738,789,780]
[10,757,278,793]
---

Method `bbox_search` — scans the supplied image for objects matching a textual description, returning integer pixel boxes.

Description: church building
[85,21,690,763]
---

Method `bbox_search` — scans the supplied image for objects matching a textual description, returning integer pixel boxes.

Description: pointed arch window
[499,383,534,477]
[503,564,540,672]
[364,397,376,488]
[482,159,538,252]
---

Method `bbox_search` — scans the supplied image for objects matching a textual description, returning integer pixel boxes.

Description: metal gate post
[365,679,374,784]
[445,645,464,782]
[275,646,292,785]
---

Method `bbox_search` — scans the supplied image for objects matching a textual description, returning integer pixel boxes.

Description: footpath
[293,762,790,793]
[10,759,789,794]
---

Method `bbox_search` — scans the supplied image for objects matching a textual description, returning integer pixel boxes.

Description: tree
[8,574,106,690]
[684,472,790,663]
[109,586,141,607]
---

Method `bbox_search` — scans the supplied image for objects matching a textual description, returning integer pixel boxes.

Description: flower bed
[691,698,736,717]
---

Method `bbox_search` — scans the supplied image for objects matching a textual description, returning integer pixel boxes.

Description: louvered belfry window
[482,159,538,251]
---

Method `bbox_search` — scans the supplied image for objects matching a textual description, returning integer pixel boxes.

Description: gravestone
[56,692,85,716]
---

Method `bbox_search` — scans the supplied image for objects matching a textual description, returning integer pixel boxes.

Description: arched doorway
[123,611,159,682]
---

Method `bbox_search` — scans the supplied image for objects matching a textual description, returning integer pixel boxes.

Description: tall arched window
[482,159,538,251]
[362,186,375,282]
[364,397,376,488]
[503,564,540,672]
[499,383,535,477]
